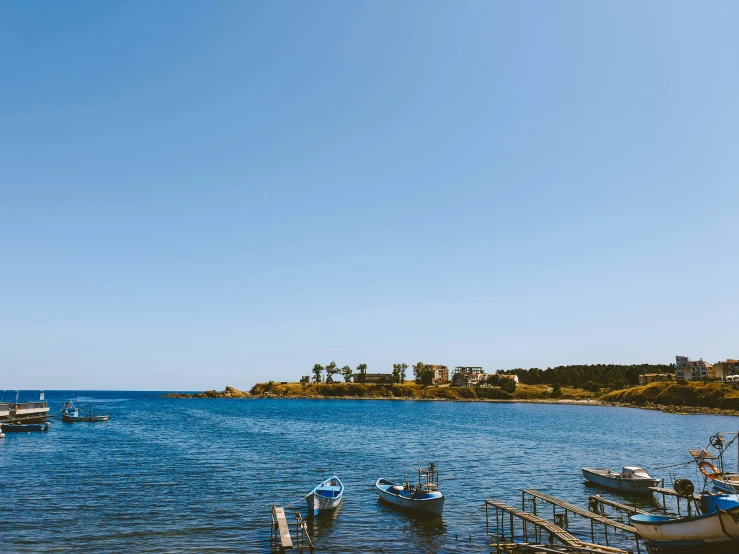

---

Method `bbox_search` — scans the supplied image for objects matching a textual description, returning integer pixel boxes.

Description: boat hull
[633,505,739,551]
[1,422,50,433]
[375,479,444,515]
[62,414,109,423]
[582,467,659,495]
[306,476,343,516]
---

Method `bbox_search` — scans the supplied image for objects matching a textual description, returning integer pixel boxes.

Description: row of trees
[498,364,674,390]
[308,362,435,386]
[311,362,367,383]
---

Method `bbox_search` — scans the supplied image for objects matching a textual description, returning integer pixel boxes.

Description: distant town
[298,355,739,389]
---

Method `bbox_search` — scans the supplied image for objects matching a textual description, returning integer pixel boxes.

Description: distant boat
[376,462,445,515]
[61,402,109,423]
[1,422,50,433]
[582,466,661,494]
[305,475,344,516]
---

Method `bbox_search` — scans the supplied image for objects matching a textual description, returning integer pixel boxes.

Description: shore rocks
[162,386,251,399]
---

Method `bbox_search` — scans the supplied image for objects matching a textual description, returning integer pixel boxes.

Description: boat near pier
[376,462,445,515]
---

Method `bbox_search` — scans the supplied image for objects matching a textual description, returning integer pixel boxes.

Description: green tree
[499,377,517,394]
[399,363,408,384]
[392,365,399,384]
[413,362,434,386]
[356,363,367,384]
[312,364,324,383]
[325,361,338,383]
[342,365,353,383]
[452,373,467,387]
[551,382,562,398]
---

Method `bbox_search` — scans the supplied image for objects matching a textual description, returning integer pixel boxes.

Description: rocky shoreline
[162,386,251,399]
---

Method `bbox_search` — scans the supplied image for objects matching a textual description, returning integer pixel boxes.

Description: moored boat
[376,462,444,515]
[305,474,344,516]
[632,492,739,552]
[1,422,50,433]
[61,402,109,423]
[582,466,661,495]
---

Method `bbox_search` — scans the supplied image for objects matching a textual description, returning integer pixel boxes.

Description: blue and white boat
[376,462,445,515]
[632,492,739,552]
[305,475,343,516]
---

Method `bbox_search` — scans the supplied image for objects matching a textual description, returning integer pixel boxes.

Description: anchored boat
[305,474,343,516]
[582,466,661,495]
[1,422,50,433]
[61,401,109,423]
[376,462,444,515]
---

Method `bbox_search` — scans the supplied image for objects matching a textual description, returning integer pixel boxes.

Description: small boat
[376,462,445,515]
[305,474,344,516]
[632,491,739,552]
[61,402,108,423]
[1,422,50,433]
[582,466,661,494]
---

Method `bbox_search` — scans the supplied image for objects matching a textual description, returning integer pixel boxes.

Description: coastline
[161,385,739,417]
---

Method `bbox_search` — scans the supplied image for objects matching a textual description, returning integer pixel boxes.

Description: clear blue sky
[1,1,737,390]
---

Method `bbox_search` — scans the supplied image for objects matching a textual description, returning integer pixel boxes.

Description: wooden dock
[522,490,637,534]
[485,500,633,554]
[648,486,701,516]
[271,505,313,551]
[588,495,651,517]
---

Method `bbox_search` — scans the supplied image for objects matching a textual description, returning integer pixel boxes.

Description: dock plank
[273,506,293,549]
[522,490,637,534]
[486,500,583,546]
[589,495,651,516]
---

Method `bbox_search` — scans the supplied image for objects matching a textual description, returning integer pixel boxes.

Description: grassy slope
[250,382,514,400]
[601,381,739,410]
[248,382,597,401]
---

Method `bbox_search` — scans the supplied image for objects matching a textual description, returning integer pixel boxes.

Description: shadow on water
[306,502,343,540]
[376,498,448,552]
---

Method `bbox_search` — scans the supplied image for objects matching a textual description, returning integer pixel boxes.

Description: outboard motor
[674,478,695,497]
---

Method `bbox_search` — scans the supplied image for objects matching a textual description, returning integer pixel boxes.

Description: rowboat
[582,466,661,495]
[306,475,343,516]
[376,462,444,515]
[1,422,50,433]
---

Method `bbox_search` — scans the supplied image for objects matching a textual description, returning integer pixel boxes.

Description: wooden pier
[649,486,701,516]
[271,505,314,552]
[588,496,651,518]
[519,490,642,553]
[485,500,633,554]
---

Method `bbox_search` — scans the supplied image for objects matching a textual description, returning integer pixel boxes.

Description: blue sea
[2,390,738,552]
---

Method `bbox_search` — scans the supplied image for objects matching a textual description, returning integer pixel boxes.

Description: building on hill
[300,375,310,384]
[638,373,676,385]
[453,366,484,387]
[714,360,739,380]
[429,365,449,383]
[680,358,714,381]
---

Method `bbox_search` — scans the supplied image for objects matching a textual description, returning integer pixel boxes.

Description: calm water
[2,391,739,553]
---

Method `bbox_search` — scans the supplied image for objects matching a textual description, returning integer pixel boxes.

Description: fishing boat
[376,462,445,515]
[61,402,108,423]
[305,474,344,516]
[632,433,739,552]
[581,466,661,494]
[1,422,50,432]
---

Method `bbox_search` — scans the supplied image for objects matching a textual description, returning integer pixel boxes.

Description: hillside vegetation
[601,381,739,411]
[250,381,515,400]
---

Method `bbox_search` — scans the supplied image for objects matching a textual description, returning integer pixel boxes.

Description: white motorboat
[582,466,661,495]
